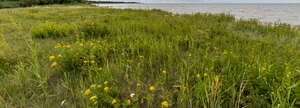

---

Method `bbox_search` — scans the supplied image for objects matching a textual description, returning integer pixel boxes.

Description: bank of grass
[0,5,299,107]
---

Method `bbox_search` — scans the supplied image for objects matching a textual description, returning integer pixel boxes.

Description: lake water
[95,3,300,26]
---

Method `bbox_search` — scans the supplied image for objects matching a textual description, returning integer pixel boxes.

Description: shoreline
[94,3,300,27]
[86,1,139,4]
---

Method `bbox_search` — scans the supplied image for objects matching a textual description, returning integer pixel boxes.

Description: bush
[80,21,110,38]
[49,39,112,77]
[20,0,85,6]
[31,22,76,39]
[0,1,21,9]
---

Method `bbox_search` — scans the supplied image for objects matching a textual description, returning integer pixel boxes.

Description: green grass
[0,5,299,108]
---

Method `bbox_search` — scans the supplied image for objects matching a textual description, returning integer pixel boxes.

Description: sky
[98,0,300,3]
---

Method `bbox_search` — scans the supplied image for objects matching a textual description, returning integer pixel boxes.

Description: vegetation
[20,0,85,6]
[0,0,85,8]
[0,5,299,108]
[0,1,20,9]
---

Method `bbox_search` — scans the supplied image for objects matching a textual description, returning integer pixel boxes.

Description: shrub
[50,40,110,76]
[20,0,85,6]
[79,21,110,38]
[31,22,76,39]
[0,1,21,9]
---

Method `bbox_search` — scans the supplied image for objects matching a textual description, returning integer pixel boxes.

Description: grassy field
[0,5,299,108]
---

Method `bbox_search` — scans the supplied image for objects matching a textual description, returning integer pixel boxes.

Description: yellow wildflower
[84,89,91,96]
[111,99,117,104]
[90,84,96,89]
[128,59,134,63]
[43,77,48,82]
[261,67,266,71]
[83,60,88,64]
[65,45,71,48]
[188,53,192,57]
[90,96,97,102]
[162,70,167,74]
[51,62,57,67]
[204,73,208,77]
[139,56,144,59]
[196,74,200,78]
[80,43,84,47]
[97,84,102,88]
[149,86,155,92]
[49,56,55,61]
[127,99,131,105]
[54,43,62,49]
[104,87,109,92]
[161,101,169,108]
[98,67,103,71]
[91,60,95,64]
[223,50,228,55]
[214,76,219,83]
[104,81,108,85]
[137,83,141,87]
[58,54,62,58]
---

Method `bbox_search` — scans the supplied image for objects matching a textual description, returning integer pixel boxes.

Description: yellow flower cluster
[137,83,141,87]
[111,99,117,104]
[83,81,118,105]
[127,99,131,105]
[84,89,91,96]
[196,73,201,78]
[90,96,97,102]
[91,60,95,64]
[204,73,208,77]
[49,56,55,61]
[149,86,155,92]
[54,43,62,49]
[161,101,169,108]
[51,62,57,68]
[90,84,96,89]
[98,67,103,71]
[104,87,109,92]
[104,81,108,85]
[223,50,228,55]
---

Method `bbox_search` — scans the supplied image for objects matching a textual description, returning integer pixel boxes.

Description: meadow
[0,5,299,108]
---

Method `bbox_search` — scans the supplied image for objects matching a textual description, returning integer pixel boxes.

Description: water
[95,3,300,26]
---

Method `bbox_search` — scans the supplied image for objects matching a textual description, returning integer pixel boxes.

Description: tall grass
[0,5,299,107]
[31,22,76,39]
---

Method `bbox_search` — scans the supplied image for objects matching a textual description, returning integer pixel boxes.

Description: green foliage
[31,22,75,39]
[0,5,299,107]
[20,0,85,6]
[80,21,110,38]
[0,1,20,9]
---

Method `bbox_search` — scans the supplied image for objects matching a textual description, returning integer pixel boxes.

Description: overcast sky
[98,0,300,3]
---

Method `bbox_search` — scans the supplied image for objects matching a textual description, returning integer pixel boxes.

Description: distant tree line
[0,0,85,6]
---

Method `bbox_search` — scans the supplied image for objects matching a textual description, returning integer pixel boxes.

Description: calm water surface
[96,3,300,25]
